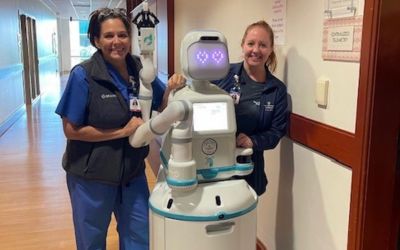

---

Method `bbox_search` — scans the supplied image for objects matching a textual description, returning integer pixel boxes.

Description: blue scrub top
[56,63,166,126]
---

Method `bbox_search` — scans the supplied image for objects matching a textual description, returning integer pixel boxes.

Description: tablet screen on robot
[192,102,228,132]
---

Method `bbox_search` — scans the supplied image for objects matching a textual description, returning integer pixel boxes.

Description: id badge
[129,95,141,112]
[230,74,241,104]
[229,90,241,104]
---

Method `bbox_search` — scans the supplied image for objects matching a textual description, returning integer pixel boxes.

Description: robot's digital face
[187,41,229,80]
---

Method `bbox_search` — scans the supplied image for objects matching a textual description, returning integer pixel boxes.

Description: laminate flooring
[0,74,156,249]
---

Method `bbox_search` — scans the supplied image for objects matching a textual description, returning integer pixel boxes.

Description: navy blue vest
[62,51,149,185]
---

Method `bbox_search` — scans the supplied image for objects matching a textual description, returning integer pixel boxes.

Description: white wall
[174,0,359,249]
[0,0,58,125]
[58,18,71,75]
[259,139,351,250]
[174,0,274,70]
[175,0,361,133]
[0,1,24,124]
[281,0,363,133]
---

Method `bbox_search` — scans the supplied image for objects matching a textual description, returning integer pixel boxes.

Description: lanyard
[229,73,242,105]
[128,76,142,117]
[127,76,139,97]
[228,63,246,105]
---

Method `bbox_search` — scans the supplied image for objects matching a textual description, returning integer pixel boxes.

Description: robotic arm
[129,97,198,191]
[129,99,191,148]
[132,1,160,31]
[131,0,159,121]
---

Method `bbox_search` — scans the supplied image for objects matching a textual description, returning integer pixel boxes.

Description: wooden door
[19,14,40,105]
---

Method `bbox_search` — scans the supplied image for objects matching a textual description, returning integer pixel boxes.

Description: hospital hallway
[0,74,156,249]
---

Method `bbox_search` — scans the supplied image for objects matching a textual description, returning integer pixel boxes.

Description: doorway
[19,14,40,105]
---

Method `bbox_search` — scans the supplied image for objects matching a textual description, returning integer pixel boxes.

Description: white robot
[130,4,258,249]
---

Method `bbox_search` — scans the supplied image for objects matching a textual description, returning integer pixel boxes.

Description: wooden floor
[0,74,156,249]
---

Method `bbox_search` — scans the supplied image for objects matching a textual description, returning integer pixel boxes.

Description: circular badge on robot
[202,138,217,155]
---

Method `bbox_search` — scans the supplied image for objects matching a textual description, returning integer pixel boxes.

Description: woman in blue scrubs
[55,8,183,250]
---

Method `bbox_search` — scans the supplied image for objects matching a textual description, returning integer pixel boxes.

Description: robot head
[181,30,230,81]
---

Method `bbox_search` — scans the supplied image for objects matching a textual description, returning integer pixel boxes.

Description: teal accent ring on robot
[149,200,258,222]
[197,164,253,179]
[160,151,253,179]
[166,177,197,187]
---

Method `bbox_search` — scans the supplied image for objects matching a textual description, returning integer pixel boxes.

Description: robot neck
[190,80,212,92]
[189,79,227,95]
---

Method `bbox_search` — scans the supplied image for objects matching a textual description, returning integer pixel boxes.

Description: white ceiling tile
[44,0,126,20]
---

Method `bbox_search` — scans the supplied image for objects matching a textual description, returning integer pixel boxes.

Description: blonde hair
[241,20,277,72]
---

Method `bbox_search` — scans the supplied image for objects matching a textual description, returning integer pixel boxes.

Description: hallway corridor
[0,75,120,249]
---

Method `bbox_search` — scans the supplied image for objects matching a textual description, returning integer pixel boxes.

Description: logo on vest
[264,102,274,112]
[101,94,117,99]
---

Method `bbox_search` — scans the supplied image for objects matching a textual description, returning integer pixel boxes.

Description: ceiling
[41,0,126,21]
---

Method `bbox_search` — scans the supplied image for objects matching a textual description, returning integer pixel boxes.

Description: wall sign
[270,0,286,45]
[322,16,362,62]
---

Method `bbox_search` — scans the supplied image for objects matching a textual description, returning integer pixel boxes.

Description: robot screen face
[192,102,228,132]
[187,41,229,80]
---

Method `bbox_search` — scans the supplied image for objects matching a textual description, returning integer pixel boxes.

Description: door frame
[19,13,40,105]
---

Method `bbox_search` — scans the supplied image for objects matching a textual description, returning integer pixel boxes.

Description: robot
[130,3,258,249]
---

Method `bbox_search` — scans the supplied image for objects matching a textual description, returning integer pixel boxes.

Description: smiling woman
[93,18,131,77]
[88,8,132,71]
[54,7,170,250]
[211,20,288,196]
[54,6,186,249]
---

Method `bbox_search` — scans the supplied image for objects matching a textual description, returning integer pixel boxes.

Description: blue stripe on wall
[0,64,23,80]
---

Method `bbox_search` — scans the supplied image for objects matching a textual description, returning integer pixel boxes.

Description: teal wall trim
[0,64,23,80]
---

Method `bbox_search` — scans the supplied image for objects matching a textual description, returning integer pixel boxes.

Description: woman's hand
[159,73,187,111]
[167,73,186,91]
[236,133,253,148]
[62,117,143,142]
[123,116,144,137]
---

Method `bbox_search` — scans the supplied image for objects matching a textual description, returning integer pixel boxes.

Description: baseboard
[256,238,267,250]
[0,105,26,137]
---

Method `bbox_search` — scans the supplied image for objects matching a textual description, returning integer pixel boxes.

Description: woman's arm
[158,74,186,111]
[250,86,288,151]
[62,116,144,142]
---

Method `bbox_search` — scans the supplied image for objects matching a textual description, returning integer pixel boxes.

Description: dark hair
[241,20,277,72]
[87,8,131,48]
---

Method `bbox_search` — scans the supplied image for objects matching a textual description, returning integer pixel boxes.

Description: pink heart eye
[196,51,208,64]
[212,50,224,63]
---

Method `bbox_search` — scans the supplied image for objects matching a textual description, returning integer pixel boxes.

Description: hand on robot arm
[236,133,254,148]
[61,116,143,142]
[159,73,187,111]
[129,99,191,148]
[168,73,187,91]
[235,133,254,168]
